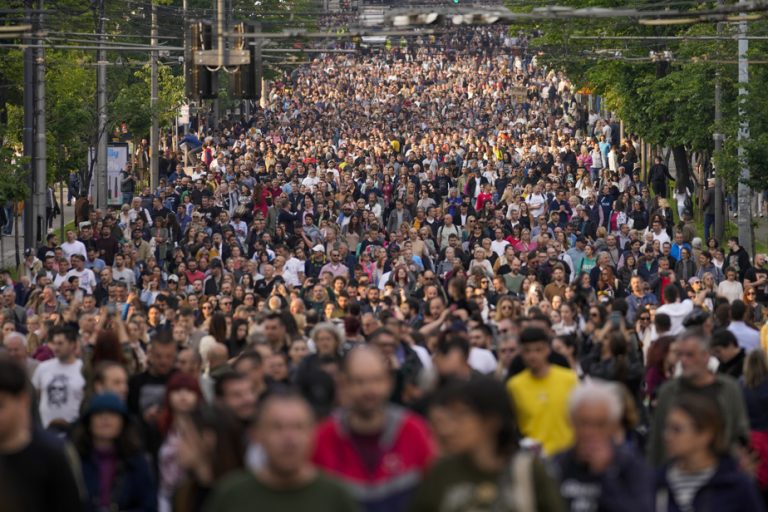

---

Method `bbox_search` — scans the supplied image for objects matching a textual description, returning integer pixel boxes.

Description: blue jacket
[654,456,765,512]
[80,451,157,512]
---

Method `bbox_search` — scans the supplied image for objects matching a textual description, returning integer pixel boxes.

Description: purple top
[94,447,118,508]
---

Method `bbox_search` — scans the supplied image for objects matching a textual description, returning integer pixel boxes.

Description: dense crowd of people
[2,24,768,512]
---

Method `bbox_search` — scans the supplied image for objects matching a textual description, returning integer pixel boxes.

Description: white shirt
[32,358,85,428]
[728,321,761,352]
[655,299,694,335]
[112,267,136,291]
[301,175,320,191]
[66,267,97,294]
[377,271,392,290]
[491,239,510,258]
[283,257,304,287]
[469,347,497,375]
[526,193,547,219]
[412,345,433,370]
[648,228,671,246]
[717,280,744,304]
[128,207,153,227]
[366,203,383,222]
[60,240,87,261]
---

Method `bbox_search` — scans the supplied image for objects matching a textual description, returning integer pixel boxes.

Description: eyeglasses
[202,305,212,310]
[639,316,650,321]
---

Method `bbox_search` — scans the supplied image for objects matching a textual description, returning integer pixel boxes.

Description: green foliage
[111,63,185,140]
[509,0,768,190]
[46,52,97,181]
[0,146,30,204]
[0,0,315,191]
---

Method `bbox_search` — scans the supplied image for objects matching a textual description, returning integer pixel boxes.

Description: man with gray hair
[2,287,27,334]
[3,331,37,376]
[549,380,652,511]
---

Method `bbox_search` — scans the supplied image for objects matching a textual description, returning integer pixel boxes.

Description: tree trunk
[13,207,19,268]
[672,145,690,195]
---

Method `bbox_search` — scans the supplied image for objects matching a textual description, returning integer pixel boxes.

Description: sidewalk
[0,187,75,271]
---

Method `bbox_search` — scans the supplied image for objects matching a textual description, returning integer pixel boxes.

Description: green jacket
[647,374,750,467]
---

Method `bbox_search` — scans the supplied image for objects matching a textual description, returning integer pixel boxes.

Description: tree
[0,142,30,268]
[112,63,185,143]
[508,0,754,195]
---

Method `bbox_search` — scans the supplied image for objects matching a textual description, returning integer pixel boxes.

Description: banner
[89,143,129,206]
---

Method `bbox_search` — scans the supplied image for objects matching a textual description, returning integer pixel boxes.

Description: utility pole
[182,0,189,135]
[737,0,753,253]
[95,0,108,209]
[33,0,46,244]
[213,0,226,126]
[22,0,34,249]
[150,0,159,190]
[714,0,724,241]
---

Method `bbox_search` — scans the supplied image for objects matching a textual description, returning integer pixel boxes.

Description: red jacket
[313,406,435,512]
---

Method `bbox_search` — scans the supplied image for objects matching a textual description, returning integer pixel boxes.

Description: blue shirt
[670,242,691,262]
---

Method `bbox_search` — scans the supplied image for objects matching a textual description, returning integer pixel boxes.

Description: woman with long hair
[227,318,250,358]
[596,266,619,300]
[584,331,644,400]
[618,253,638,293]
[578,244,597,274]
[494,296,519,324]
[744,288,765,327]
[521,281,544,314]
[343,214,363,249]
[553,301,580,336]
[576,271,597,305]
[172,405,245,512]
[629,200,648,232]
[411,378,563,511]
[742,349,768,495]
[645,336,675,406]
[74,393,157,512]
[158,374,204,512]
[513,228,538,254]
[654,393,765,511]
[389,264,414,295]
[552,334,583,378]
[518,201,532,230]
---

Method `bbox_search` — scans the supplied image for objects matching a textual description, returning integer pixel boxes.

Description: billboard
[89,143,129,206]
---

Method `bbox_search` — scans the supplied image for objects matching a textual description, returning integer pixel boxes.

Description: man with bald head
[360,313,381,339]
[313,346,435,512]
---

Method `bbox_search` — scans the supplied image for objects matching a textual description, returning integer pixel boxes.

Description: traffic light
[229,23,263,100]
[185,21,218,100]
